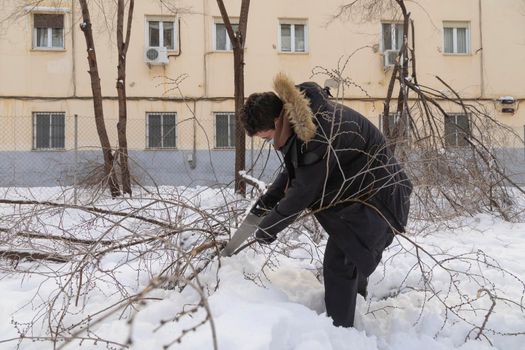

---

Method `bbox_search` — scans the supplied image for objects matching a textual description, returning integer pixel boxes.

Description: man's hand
[250,194,281,244]
[250,194,279,217]
[255,228,277,245]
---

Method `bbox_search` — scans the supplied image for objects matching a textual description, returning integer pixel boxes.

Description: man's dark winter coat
[256,74,412,277]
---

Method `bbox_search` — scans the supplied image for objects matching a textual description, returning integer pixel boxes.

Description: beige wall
[0,0,524,150]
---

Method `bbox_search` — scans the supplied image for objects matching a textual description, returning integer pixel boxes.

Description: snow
[24,6,71,13]
[239,170,268,193]
[0,186,523,350]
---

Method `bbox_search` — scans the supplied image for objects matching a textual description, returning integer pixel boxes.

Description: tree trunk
[391,1,411,154]
[233,47,246,194]
[116,0,134,196]
[216,0,250,195]
[78,0,120,197]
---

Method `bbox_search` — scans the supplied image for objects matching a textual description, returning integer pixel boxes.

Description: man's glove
[254,228,277,245]
[250,194,279,217]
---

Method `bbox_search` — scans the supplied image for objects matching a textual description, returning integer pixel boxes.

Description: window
[381,22,403,52]
[444,113,470,147]
[214,22,239,51]
[215,112,236,148]
[146,18,176,50]
[33,112,65,149]
[443,22,470,54]
[146,113,176,149]
[379,112,410,140]
[33,14,64,49]
[279,21,307,53]
[379,113,399,136]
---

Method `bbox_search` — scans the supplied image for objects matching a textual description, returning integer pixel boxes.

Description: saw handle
[250,193,281,217]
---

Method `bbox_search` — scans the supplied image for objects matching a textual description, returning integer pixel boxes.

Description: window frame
[144,16,178,52]
[214,112,236,149]
[379,112,399,135]
[278,19,308,53]
[443,21,471,55]
[32,13,65,50]
[145,112,177,150]
[379,112,411,141]
[32,112,66,150]
[444,113,471,147]
[213,20,239,51]
[380,21,404,52]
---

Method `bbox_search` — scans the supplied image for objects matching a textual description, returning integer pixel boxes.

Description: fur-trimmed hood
[273,73,317,142]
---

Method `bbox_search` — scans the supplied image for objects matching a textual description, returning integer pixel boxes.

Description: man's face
[255,129,275,142]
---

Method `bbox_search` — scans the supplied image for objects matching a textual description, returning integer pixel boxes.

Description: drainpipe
[202,0,209,97]
[478,0,484,98]
[71,0,77,97]
[190,99,197,169]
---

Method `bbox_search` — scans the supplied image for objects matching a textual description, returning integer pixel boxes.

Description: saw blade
[220,213,264,257]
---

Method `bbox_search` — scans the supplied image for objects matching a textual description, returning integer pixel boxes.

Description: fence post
[250,137,254,175]
[74,114,78,205]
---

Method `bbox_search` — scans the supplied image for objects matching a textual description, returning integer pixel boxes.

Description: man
[240,73,412,328]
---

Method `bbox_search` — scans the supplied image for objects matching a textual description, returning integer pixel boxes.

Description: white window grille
[379,112,410,140]
[215,112,236,148]
[444,113,470,147]
[33,112,65,149]
[146,112,177,149]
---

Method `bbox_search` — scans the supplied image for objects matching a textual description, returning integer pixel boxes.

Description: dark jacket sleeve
[255,153,334,243]
[263,169,288,204]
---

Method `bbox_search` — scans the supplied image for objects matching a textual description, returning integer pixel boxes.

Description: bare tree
[79,0,121,197]
[115,0,135,196]
[330,0,524,220]
[216,0,251,195]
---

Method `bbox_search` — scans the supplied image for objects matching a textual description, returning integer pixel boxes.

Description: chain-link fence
[1,110,524,200]
[0,114,283,197]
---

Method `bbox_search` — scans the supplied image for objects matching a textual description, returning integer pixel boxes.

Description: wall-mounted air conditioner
[144,47,169,65]
[497,96,517,114]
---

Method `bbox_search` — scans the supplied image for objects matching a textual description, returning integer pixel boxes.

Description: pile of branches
[0,185,248,349]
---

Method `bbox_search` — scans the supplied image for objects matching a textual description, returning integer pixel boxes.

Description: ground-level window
[279,21,307,53]
[443,22,470,54]
[379,113,399,135]
[214,22,238,51]
[33,112,65,149]
[444,113,470,147]
[33,13,64,49]
[380,112,410,140]
[146,112,176,149]
[146,17,176,50]
[215,112,236,148]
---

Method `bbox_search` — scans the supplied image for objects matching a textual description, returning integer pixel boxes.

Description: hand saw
[220,212,264,257]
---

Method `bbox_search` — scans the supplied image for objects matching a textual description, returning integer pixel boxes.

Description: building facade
[0,0,524,186]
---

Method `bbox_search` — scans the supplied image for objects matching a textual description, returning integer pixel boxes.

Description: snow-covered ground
[0,187,523,350]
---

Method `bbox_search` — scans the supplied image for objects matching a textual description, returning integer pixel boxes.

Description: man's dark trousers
[317,207,391,327]
[323,236,372,327]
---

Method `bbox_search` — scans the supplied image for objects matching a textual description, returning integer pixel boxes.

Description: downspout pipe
[478,0,484,98]
[71,0,77,97]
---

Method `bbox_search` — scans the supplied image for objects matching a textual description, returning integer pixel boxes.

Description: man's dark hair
[241,92,283,136]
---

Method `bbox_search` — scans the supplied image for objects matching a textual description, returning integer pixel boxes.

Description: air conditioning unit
[144,47,169,65]
[497,96,516,114]
[383,49,399,68]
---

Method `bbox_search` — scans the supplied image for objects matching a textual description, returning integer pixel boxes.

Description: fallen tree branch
[0,250,69,263]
